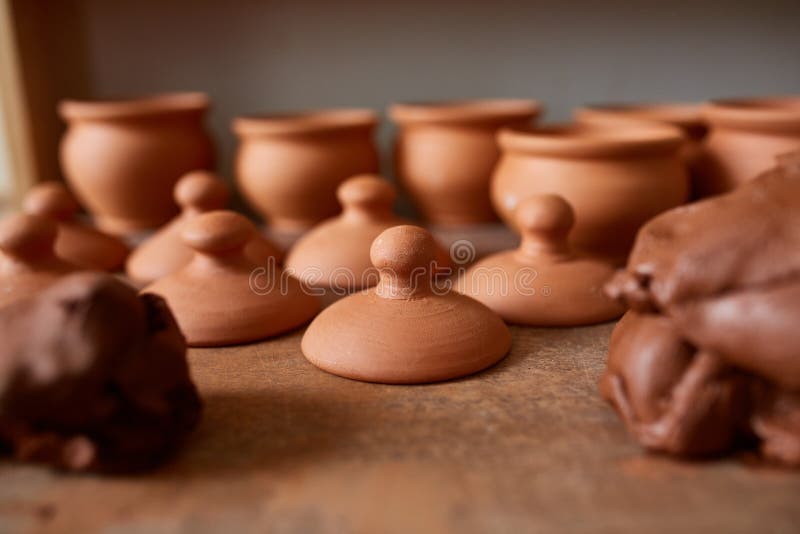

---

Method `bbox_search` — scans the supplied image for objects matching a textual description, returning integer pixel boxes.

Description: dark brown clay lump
[603,150,800,466]
[0,272,201,472]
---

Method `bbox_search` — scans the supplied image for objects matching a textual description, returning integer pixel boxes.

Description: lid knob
[182,210,253,256]
[174,171,230,213]
[337,174,395,219]
[516,194,574,258]
[0,214,59,261]
[23,182,80,221]
[370,225,436,299]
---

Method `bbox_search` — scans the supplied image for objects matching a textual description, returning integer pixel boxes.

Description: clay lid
[127,171,282,284]
[389,99,541,125]
[143,210,318,346]
[301,225,511,383]
[0,214,75,307]
[456,195,624,326]
[23,182,129,272]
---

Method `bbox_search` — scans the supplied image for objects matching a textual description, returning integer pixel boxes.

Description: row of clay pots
[58,94,800,247]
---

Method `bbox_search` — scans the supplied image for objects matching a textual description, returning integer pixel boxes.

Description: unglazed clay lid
[456,195,624,326]
[142,210,318,347]
[23,182,130,272]
[0,213,75,308]
[127,171,283,284]
[301,225,511,384]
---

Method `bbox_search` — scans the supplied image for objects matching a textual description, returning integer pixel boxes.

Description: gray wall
[69,0,800,180]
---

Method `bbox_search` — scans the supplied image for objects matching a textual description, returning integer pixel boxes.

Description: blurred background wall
[13,0,800,186]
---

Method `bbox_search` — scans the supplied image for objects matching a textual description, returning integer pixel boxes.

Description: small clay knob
[182,210,254,256]
[337,174,396,218]
[516,194,575,258]
[0,214,59,261]
[370,225,437,299]
[174,171,230,213]
[23,182,80,221]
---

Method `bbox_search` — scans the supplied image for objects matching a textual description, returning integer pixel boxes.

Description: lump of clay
[0,272,201,472]
[602,150,800,466]
[23,182,130,272]
[0,213,75,308]
[126,170,283,284]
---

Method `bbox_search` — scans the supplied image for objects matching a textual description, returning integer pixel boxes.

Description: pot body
[491,127,688,261]
[697,97,800,196]
[234,112,379,231]
[391,100,540,225]
[59,94,214,235]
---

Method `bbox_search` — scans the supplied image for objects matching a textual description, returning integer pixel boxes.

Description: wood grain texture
[0,323,798,533]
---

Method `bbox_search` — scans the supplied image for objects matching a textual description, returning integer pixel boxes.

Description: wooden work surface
[0,323,798,533]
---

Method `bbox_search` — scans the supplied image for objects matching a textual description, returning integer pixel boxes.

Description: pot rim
[703,96,800,131]
[389,99,541,125]
[576,102,705,130]
[58,92,210,121]
[498,122,684,158]
[232,108,378,136]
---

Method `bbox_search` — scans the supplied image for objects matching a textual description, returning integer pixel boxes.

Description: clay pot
[491,122,688,261]
[23,182,130,271]
[143,210,319,347]
[301,225,511,384]
[575,103,709,199]
[233,108,379,231]
[0,214,75,308]
[457,195,623,325]
[126,170,283,284]
[58,92,214,235]
[697,96,800,196]
[390,99,541,225]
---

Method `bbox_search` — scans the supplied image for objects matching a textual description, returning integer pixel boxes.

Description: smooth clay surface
[144,210,319,347]
[126,171,283,284]
[302,225,511,384]
[23,182,130,272]
[457,194,623,326]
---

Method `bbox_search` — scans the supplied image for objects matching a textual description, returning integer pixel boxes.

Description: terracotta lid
[456,195,624,326]
[301,225,511,383]
[389,99,541,125]
[0,214,75,308]
[23,182,130,272]
[126,171,283,284]
[142,210,318,346]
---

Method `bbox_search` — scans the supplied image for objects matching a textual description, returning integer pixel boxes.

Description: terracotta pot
[576,103,709,199]
[390,99,541,225]
[233,108,379,231]
[491,123,688,261]
[58,92,214,235]
[698,96,800,196]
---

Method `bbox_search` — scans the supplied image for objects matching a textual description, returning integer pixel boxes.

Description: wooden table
[0,323,798,533]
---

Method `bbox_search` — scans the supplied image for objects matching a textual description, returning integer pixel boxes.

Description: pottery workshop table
[0,323,798,533]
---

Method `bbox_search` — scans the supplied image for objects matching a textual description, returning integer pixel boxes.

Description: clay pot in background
[697,97,800,196]
[58,93,214,235]
[491,122,688,262]
[575,103,709,199]
[233,109,379,232]
[390,99,541,225]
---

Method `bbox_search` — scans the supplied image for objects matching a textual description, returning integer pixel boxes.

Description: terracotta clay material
[575,103,709,199]
[126,171,283,284]
[491,122,689,261]
[698,96,800,196]
[0,214,75,308]
[602,151,800,466]
[457,195,624,326]
[302,225,511,384]
[233,108,379,231]
[285,174,451,291]
[0,272,201,472]
[58,92,214,235]
[23,181,130,271]
[143,210,319,347]
[390,99,541,224]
